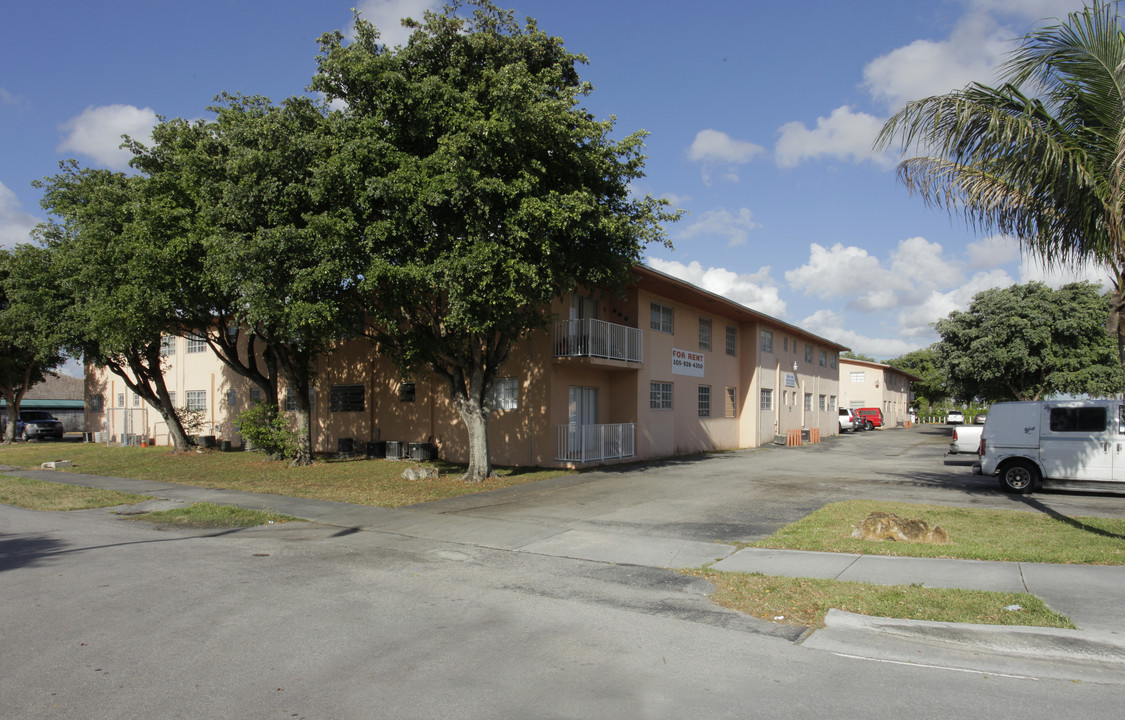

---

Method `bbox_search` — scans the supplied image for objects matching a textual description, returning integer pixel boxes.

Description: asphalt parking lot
[412,423,1125,544]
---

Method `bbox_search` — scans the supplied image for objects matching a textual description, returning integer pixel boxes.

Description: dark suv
[5,410,66,441]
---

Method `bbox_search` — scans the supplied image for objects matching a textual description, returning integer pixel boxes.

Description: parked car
[2,410,65,441]
[976,400,1125,493]
[854,407,883,430]
[948,424,983,454]
[838,408,861,433]
[947,410,964,424]
[974,414,988,424]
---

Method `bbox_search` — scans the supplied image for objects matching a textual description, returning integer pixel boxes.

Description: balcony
[553,319,643,364]
[556,423,635,463]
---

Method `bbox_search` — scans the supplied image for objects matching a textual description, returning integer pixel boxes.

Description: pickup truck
[948,424,982,454]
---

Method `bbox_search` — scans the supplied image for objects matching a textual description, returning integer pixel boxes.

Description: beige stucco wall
[838,358,914,427]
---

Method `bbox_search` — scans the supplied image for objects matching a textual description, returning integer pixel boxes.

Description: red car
[854,407,883,430]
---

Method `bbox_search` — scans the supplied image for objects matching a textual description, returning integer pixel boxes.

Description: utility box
[408,442,436,461]
[385,441,405,459]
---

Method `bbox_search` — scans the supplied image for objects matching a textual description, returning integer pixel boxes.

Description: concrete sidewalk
[6,465,1125,682]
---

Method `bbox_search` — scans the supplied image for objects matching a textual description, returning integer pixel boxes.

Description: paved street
[3,426,1125,718]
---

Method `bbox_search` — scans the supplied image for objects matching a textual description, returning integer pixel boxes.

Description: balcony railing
[553,319,642,363]
[556,423,635,463]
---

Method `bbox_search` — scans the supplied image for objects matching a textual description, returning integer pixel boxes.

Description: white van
[976,400,1124,493]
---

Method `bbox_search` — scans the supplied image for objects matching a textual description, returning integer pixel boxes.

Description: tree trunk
[454,393,494,482]
[2,401,18,443]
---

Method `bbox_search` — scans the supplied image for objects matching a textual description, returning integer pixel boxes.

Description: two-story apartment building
[838,357,919,428]
[85,265,850,467]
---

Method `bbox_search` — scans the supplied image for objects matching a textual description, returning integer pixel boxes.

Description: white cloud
[797,309,918,357]
[354,0,441,47]
[965,234,1021,269]
[1019,256,1112,290]
[676,207,760,248]
[686,129,765,184]
[57,105,158,170]
[0,181,40,249]
[1,87,25,107]
[774,106,891,168]
[645,257,787,318]
[785,242,885,300]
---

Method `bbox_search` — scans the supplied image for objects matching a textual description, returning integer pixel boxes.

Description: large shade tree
[876,1,1125,386]
[312,1,678,481]
[934,281,1120,402]
[0,246,66,442]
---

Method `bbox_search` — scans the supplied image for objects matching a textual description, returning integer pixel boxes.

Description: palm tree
[875,1,1125,388]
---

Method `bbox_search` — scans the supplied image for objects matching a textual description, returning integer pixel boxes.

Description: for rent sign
[671,348,705,377]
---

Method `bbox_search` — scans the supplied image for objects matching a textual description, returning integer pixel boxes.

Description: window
[160,335,176,356]
[830,353,838,369]
[186,334,207,354]
[228,389,237,407]
[133,393,141,407]
[488,377,519,410]
[1049,407,1106,432]
[285,388,297,411]
[250,388,262,403]
[760,388,773,410]
[117,393,125,408]
[819,350,827,367]
[725,326,737,356]
[850,371,865,383]
[650,381,673,410]
[650,302,674,334]
[698,318,712,351]
[398,382,416,402]
[804,393,812,411]
[725,387,737,418]
[698,385,711,417]
[829,395,837,411]
[168,391,175,407]
[819,394,826,411]
[760,329,773,353]
[783,337,789,352]
[185,390,206,412]
[90,394,104,412]
[805,344,813,363]
[329,384,365,412]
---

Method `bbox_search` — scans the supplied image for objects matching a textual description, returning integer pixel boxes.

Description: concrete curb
[818,609,1125,665]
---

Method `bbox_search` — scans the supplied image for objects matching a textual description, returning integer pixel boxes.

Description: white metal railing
[555,423,635,463]
[553,319,643,363]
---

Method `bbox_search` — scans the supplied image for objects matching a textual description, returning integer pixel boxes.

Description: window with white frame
[725,387,737,418]
[760,388,773,410]
[698,385,711,417]
[760,329,773,353]
[850,371,865,383]
[804,393,812,411]
[185,390,206,412]
[133,393,140,406]
[819,394,826,411]
[117,393,125,407]
[186,334,207,354]
[329,384,365,412]
[725,326,736,356]
[829,395,837,411]
[488,377,519,410]
[650,302,673,334]
[698,318,712,351]
[160,335,176,356]
[650,381,673,410]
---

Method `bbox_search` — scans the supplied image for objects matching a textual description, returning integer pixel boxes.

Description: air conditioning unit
[385,441,404,459]
[365,440,387,458]
[408,442,436,461]
[337,438,355,456]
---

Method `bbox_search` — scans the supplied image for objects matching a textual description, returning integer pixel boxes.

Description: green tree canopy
[876,2,1125,386]
[0,246,66,442]
[934,281,1120,402]
[311,1,679,481]
[885,346,947,409]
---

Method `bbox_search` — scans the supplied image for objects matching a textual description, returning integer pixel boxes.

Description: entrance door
[569,386,598,426]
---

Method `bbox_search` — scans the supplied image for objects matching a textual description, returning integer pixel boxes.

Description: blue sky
[1,0,1107,365]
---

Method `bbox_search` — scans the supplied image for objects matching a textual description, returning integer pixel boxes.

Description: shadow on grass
[1014,494,1125,541]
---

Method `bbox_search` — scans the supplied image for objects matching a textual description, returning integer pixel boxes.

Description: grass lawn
[693,570,1075,629]
[0,442,572,507]
[122,501,300,528]
[747,499,1125,565]
[0,475,150,511]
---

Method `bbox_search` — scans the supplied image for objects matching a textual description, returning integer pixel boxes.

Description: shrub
[235,403,298,460]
